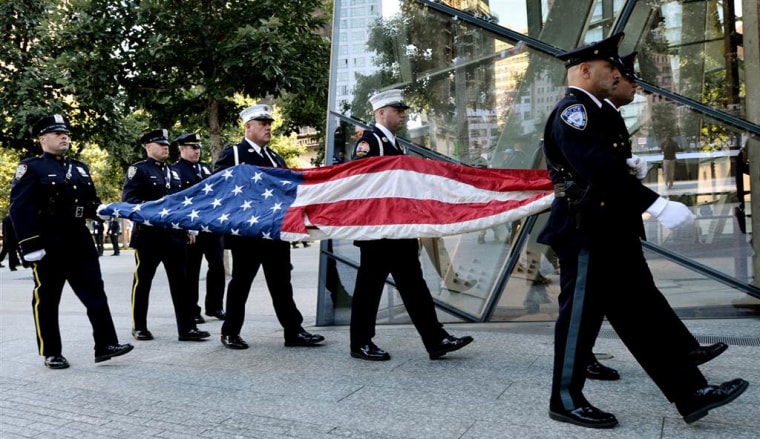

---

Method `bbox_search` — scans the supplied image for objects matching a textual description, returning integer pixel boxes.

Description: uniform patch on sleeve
[14,164,28,180]
[560,104,587,130]
[354,141,370,157]
[127,166,137,179]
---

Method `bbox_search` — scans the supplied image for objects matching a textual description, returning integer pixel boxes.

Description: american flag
[98,156,554,241]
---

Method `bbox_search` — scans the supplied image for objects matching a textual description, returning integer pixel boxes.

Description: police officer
[349,89,473,361]
[171,132,226,323]
[122,129,210,342]
[538,33,747,428]
[9,114,133,369]
[107,217,121,255]
[92,219,104,256]
[213,104,324,350]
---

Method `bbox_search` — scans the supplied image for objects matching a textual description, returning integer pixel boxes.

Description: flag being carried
[98,155,554,241]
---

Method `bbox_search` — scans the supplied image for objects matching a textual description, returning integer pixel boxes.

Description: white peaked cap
[369,89,410,111]
[240,104,274,123]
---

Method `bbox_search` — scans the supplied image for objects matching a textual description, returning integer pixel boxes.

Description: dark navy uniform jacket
[10,152,101,255]
[121,158,185,247]
[171,158,213,190]
[351,125,403,159]
[537,87,658,249]
[215,138,287,169]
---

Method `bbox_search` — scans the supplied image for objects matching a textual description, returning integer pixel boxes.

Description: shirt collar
[569,86,603,108]
[244,137,264,154]
[375,123,395,145]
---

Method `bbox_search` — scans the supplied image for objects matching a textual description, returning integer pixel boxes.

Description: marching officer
[349,89,474,361]
[122,129,210,342]
[10,114,133,369]
[171,132,226,323]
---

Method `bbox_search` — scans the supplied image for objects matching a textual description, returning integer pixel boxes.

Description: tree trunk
[207,96,222,164]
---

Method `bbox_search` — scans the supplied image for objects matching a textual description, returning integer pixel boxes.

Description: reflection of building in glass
[335,0,382,113]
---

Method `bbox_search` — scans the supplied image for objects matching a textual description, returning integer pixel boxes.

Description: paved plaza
[0,243,758,438]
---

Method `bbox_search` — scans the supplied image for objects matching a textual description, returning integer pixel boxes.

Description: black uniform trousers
[221,238,304,337]
[109,233,120,255]
[131,239,195,334]
[30,227,118,356]
[350,239,447,352]
[551,235,707,411]
[185,232,226,315]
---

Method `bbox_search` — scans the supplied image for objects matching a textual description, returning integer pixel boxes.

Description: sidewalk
[0,244,758,438]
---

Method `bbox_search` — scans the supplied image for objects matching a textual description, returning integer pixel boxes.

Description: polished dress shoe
[284,330,325,347]
[549,405,618,429]
[221,334,249,350]
[95,343,134,363]
[351,342,391,361]
[586,359,620,381]
[132,329,154,341]
[428,335,474,359]
[688,342,728,366]
[205,309,226,320]
[44,355,70,370]
[178,328,211,341]
[194,315,206,324]
[677,378,749,424]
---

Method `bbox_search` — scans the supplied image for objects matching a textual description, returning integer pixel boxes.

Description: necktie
[262,147,278,167]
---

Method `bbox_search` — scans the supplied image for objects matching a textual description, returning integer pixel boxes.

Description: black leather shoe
[194,315,206,324]
[205,309,226,320]
[178,328,211,341]
[284,330,325,347]
[351,343,391,361]
[95,343,134,363]
[586,359,620,381]
[549,405,618,429]
[44,355,70,370]
[428,335,474,359]
[132,329,153,341]
[221,335,249,350]
[677,378,749,424]
[688,342,728,366]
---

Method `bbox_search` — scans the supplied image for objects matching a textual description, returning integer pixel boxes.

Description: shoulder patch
[560,104,587,130]
[14,164,28,181]
[355,141,370,158]
[127,166,137,179]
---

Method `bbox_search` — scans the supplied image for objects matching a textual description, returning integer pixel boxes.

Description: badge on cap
[355,141,370,157]
[560,104,587,130]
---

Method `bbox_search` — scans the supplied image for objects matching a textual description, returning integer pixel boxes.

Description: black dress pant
[551,236,707,411]
[221,238,303,337]
[185,232,225,315]
[131,242,195,334]
[350,239,446,352]
[109,233,120,254]
[30,228,118,356]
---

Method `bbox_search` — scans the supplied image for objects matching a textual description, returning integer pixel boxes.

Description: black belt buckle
[75,206,84,218]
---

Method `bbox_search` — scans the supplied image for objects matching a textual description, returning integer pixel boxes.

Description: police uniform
[9,114,132,369]
[171,133,226,321]
[107,217,121,255]
[349,89,473,361]
[122,129,206,341]
[538,34,746,427]
[213,104,323,349]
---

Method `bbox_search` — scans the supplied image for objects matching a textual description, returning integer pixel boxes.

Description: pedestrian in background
[92,219,104,256]
[9,114,133,369]
[107,217,121,256]
[0,215,22,271]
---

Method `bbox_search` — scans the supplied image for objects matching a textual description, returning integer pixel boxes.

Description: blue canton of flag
[100,165,304,240]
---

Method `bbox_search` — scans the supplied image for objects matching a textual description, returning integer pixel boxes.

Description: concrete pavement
[0,243,758,438]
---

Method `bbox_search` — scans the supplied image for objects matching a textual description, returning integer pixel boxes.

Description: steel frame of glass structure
[317,0,760,327]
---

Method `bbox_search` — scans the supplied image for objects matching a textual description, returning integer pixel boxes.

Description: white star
[251,172,263,182]
[132,204,142,212]
[143,220,152,226]
[232,185,244,195]
[247,215,259,225]
[201,225,211,233]
[279,180,292,186]
[182,196,193,206]
[230,229,240,236]
[217,213,230,223]
[171,222,181,229]
[240,200,253,210]
[211,198,222,208]
[262,231,272,239]
[271,202,283,212]
[262,188,274,199]
[159,208,170,217]
[188,210,200,220]
[222,169,234,180]
[113,209,120,216]
[202,183,214,195]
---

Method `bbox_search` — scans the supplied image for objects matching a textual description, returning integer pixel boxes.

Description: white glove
[626,154,648,180]
[24,249,46,262]
[646,197,695,229]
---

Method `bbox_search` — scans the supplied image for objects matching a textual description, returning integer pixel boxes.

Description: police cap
[240,104,274,123]
[32,114,71,137]
[173,132,202,148]
[619,51,639,80]
[557,32,625,69]
[140,129,170,146]
[369,89,410,111]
